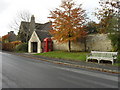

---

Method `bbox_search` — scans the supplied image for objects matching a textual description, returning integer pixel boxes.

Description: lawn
[34,51,120,66]
[35,51,88,61]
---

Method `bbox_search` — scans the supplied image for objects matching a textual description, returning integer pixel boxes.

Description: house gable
[29,31,41,42]
[28,31,42,53]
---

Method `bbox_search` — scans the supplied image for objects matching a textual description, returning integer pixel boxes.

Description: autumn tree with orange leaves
[2,34,10,43]
[48,0,87,52]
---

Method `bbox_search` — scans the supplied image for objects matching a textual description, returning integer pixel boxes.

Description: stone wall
[53,40,84,51]
[86,34,112,51]
[53,34,112,52]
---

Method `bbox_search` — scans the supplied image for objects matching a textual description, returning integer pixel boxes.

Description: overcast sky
[0,0,99,36]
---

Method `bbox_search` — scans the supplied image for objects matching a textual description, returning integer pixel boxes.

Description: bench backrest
[91,51,118,58]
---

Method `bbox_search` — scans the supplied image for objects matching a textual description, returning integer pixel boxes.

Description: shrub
[15,43,28,52]
[116,54,120,63]
[2,43,15,51]
[109,33,120,53]
[2,41,22,51]
[11,41,22,45]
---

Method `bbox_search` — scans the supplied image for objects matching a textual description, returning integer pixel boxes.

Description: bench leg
[112,61,114,65]
[98,59,100,64]
[86,59,88,62]
[86,57,89,62]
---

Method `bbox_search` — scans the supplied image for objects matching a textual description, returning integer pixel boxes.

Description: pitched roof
[35,22,52,41]
[35,30,52,41]
[20,21,52,32]
[19,16,52,42]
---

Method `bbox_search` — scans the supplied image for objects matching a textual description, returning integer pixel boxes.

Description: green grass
[114,63,120,66]
[35,51,88,61]
[114,54,120,66]
[34,51,120,66]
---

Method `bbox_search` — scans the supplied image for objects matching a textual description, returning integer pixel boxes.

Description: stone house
[8,31,17,42]
[18,15,52,43]
[2,31,17,43]
[28,30,52,53]
[24,15,52,53]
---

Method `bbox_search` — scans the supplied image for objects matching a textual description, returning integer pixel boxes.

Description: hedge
[2,41,22,51]
[15,43,28,52]
[2,43,15,51]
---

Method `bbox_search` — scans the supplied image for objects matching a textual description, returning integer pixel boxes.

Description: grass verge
[35,51,120,66]
[114,54,120,66]
[35,51,88,61]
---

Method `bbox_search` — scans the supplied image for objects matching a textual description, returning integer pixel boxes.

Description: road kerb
[9,52,120,74]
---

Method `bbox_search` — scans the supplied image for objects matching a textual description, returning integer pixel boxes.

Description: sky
[0,0,100,36]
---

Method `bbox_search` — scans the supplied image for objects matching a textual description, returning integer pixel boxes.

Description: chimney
[30,15,35,34]
[30,15,35,23]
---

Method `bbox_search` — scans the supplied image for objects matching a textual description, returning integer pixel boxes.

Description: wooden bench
[86,51,118,65]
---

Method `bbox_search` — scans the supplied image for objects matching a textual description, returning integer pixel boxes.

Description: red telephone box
[43,38,53,52]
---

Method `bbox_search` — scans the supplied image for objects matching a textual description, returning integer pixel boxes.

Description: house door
[32,42,37,52]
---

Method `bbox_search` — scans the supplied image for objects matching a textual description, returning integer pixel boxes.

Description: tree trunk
[68,40,71,52]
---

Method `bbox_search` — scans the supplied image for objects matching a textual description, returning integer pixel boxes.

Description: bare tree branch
[9,10,32,32]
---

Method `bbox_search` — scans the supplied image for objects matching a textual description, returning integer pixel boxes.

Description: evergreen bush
[15,43,28,52]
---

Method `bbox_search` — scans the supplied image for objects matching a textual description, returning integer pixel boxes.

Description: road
[1,51,119,88]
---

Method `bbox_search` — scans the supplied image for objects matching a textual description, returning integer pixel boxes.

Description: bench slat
[86,51,118,65]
